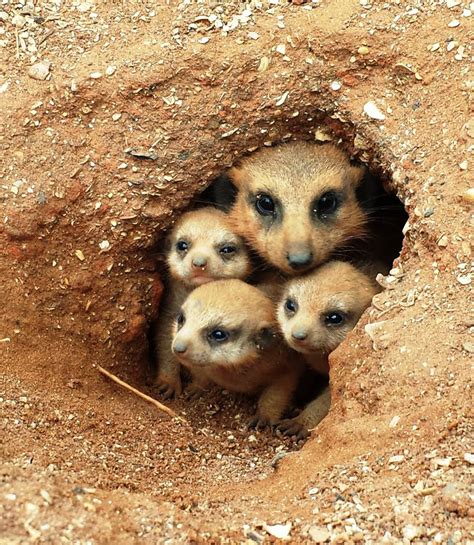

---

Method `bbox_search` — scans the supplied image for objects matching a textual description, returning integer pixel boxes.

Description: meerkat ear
[228,165,247,188]
[347,165,365,188]
[254,325,277,351]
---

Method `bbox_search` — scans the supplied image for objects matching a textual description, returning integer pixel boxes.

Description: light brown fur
[228,142,367,275]
[171,279,304,427]
[276,260,382,438]
[154,208,251,398]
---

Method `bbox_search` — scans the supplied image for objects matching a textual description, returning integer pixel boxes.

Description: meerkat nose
[287,250,313,270]
[191,256,207,270]
[173,341,188,354]
[291,328,308,341]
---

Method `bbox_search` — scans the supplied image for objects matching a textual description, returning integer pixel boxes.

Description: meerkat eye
[176,312,185,328]
[284,298,298,315]
[324,312,345,326]
[208,329,230,343]
[315,191,339,219]
[176,240,189,253]
[255,193,275,216]
[219,244,237,255]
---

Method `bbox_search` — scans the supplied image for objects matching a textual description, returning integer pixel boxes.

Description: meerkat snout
[291,328,308,341]
[286,247,314,271]
[191,255,207,270]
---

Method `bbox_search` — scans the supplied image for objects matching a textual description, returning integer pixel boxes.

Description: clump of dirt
[1,0,472,543]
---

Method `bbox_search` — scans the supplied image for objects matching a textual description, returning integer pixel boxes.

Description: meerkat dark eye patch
[284,298,298,316]
[218,244,237,255]
[176,311,185,328]
[207,328,230,343]
[324,311,346,327]
[312,191,342,221]
[255,193,276,216]
[176,239,189,253]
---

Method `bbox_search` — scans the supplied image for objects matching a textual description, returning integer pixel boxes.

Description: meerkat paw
[247,415,276,431]
[155,374,182,399]
[277,417,309,441]
[184,383,206,401]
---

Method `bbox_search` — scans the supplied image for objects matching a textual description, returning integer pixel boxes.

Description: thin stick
[97,365,184,421]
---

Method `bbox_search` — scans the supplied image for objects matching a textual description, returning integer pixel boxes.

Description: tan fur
[154,208,251,397]
[228,142,367,275]
[172,279,304,426]
[277,260,382,438]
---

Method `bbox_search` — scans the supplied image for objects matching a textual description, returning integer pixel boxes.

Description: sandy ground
[0,0,473,543]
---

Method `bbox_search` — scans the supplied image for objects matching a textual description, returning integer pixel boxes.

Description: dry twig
[97,365,184,421]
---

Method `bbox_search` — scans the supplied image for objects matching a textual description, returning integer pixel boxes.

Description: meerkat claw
[277,418,309,440]
[247,416,275,431]
[156,377,182,399]
[184,384,205,401]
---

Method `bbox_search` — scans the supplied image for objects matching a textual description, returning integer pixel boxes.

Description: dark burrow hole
[147,140,408,441]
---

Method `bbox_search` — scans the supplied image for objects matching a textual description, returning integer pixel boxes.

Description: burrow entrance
[145,134,408,443]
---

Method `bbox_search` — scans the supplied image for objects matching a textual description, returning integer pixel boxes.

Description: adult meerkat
[276,260,383,439]
[227,142,367,275]
[171,279,304,428]
[154,207,251,398]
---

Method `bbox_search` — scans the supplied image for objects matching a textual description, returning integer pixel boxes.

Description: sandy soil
[0,0,473,543]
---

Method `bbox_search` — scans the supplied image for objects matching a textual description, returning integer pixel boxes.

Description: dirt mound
[1,1,472,543]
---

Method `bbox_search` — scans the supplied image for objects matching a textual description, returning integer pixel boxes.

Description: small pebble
[89,71,102,79]
[403,524,422,541]
[330,80,342,91]
[105,65,116,76]
[358,45,369,55]
[462,342,474,354]
[464,453,474,464]
[264,522,291,539]
[112,113,122,121]
[456,273,471,285]
[459,160,468,170]
[28,61,51,81]
[198,37,209,44]
[99,240,110,251]
[448,19,460,27]
[462,188,474,203]
[363,101,385,121]
[389,454,404,463]
[308,526,330,542]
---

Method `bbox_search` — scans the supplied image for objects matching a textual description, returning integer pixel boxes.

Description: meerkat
[227,142,368,275]
[171,279,304,428]
[276,260,383,439]
[154,207,251,398]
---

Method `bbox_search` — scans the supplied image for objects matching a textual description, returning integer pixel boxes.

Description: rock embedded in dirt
[28,61,50,81]
[308,526,331,542]
[363,101,386,121]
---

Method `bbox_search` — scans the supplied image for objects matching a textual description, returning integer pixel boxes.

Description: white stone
[363,101,385,121]
[28,61,51,81]
[264,522,292,539]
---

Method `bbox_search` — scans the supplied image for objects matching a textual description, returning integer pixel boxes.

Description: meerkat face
[171,279,276,369]
[277,261,379,355]
[228,143,367,275]
[167,208,251,289]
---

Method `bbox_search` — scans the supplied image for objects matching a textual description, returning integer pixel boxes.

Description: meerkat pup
[227,142,367,275]
[154,208,251,398]
[276,260,382,439]
[171,279,304,428]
